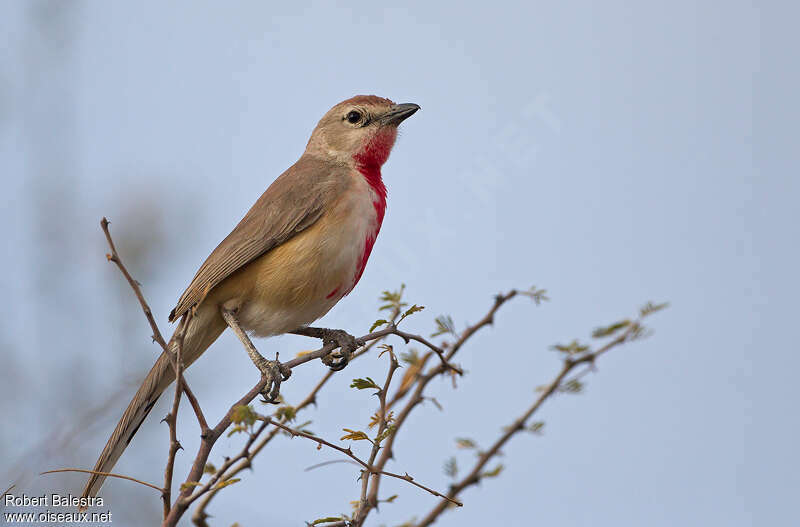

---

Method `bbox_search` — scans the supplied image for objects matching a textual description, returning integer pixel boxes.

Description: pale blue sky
[1,2,797,526]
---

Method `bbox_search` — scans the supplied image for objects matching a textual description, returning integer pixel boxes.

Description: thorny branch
[182,420,270,508]
[185,292,522,526]
[191,309,402,526]
[86,218,663,527]
[100,217,206,520]
[361,291,521,520]
[161,311,193,519]
[100,217,168,350]
[354,348,401,525]
[266,419,460,507]
[415,319,650,527]
[166,314,475,526]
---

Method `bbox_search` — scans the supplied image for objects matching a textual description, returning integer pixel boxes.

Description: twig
[266,419,461,507]
[304,459,359,471]
[163,372,273,527]
[101,217,206,428]
[178,376,208,431]
[101,217,209,517]
[415,322,644,527]
[183,420,270,507]
[100,217,168,350]
[162,312,193,519]
[40,468,163,493]
[366,291,521,511]
[185,307,470,523]
[389,326,462,375]
[354,350,400,525]
[190,312,401,526]
[280,322,468,372]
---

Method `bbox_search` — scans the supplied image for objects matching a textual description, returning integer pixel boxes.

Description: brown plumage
[81,95,419,501]
[169,155,347,323]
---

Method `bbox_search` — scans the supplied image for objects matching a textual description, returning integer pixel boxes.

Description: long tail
[81,305,226,501]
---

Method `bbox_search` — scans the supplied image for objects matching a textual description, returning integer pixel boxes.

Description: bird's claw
[256,357,292,404]
[320,330,364,371]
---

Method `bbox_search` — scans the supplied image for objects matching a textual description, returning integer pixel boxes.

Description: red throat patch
[347,127,396,292]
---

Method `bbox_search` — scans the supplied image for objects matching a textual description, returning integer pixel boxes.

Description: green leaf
[400,349,421,366]
[350,377,381,391]
[528,421,545,435]
[591,320,631,338]
[560,379,584,394]
[370,319,389,332]
[550,340,589,355]
[398,304,425,324]
[379,284,408,312]
[341,428,370,441]
[213,478,240,490]
[227,425,247,437]
[179,481,202,491]
[375,424,396,444]
[640,301,669,317]
[481,464,504,478]
[231,404,257,426]
[431,315,458,338]
[384,494,399,503]
[203,463,217,475]
[369,410,394,429]
[275,405,297,422]
[520,286,549,305]
[293,419,314,435]
[455,437,477,449]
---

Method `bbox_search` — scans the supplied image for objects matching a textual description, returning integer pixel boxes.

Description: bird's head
[306,95,420,168]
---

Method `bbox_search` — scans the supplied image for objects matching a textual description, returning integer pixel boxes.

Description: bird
[81,95,420,501]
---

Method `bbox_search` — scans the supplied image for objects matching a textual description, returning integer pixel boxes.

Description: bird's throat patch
[355,127,397,170]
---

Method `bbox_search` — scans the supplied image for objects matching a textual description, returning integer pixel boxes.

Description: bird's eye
[346,110,362,124]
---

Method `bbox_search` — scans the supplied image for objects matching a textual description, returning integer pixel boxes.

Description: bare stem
[100,217,168,350]
[162,313,193,518]
[190,310,401,525]
[367,291,521,510]
[41,469,163,493]
[415,323,643,527]
[266,419,461,507]
[354,350,400,525]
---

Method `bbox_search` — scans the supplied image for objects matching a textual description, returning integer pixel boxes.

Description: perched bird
[81,95,420,500]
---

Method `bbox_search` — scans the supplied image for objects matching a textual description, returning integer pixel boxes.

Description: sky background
[1,1,798,526]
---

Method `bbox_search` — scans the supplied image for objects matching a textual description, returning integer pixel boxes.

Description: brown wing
[169,155,349,322]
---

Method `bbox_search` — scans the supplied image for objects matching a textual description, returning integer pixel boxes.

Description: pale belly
[211,180,382,337]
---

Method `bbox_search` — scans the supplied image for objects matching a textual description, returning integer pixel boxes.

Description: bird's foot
[291,327,364,371]
[319,329,365,371]
[254,354,292,404]
[290,326,365,371]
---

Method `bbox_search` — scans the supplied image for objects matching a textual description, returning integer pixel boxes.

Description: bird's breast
[320,168,386,296]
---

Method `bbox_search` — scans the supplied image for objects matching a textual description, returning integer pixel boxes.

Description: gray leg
[220,307,291,403]
[290,327,365,371]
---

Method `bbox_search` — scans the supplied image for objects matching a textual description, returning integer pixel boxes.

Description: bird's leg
[220,307,291,403]
[290,327,365,371]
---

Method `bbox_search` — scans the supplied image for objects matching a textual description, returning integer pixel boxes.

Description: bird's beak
[380,103,421,125]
